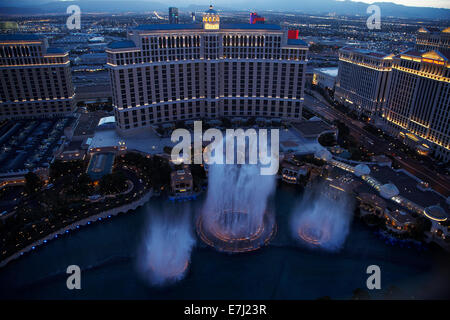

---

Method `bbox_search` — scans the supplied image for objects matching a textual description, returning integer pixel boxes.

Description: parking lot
[0,117,75,173]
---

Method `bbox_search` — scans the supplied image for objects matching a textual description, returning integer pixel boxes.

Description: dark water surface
[1,185,449,299]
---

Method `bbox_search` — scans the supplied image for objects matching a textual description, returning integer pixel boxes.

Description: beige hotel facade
[0,34,75,120]
[106,6,309,134]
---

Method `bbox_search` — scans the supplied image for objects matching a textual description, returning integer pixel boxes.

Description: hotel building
[169,7,179,24]
[415,27,450,55]
[0,34,75,120]
[334,47,393,117]
[106,6,308,134]
[381,49,450,162]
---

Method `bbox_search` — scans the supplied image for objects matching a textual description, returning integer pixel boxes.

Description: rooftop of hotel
[287,38,308,46]
[0,33,42,41]
[399,48,450,61]
[107,40,137,49]
[45,47,67,54]
[340,46,392,59]
[417,26,450,34]
[132,23,282,32]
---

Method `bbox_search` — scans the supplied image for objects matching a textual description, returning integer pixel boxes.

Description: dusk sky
[348,0,450,9]
[158,0,450,9]
[9,0,450,9]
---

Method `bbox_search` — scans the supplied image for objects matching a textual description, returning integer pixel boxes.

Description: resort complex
[106,6,308,133]
[0,4,449,302]
[0,34,75,120]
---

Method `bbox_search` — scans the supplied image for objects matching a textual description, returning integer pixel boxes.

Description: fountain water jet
[138,204,195,286]
[291,183,354,252]
[197,134,277,253]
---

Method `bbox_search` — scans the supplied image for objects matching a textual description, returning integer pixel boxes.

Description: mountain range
[0,0,449,19]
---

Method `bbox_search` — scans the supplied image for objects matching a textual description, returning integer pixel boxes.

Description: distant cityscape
[0,4,449,300]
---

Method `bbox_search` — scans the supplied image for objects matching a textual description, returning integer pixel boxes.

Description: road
[303,93,450,197]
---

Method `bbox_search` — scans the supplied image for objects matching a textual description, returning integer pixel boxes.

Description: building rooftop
[370,165,449,210]
[400,48,450,61]
[424,205,448,222]
[46,47,67,54]
[98,116,115,127]
[281,160,302,172]
[380,183,400,199]
[107,40,137,49]
[132,23,282,32]
[221,23,281,31]
[287,38,308,46]
[0,33,42,41]
[340,46,391,59]
[357,192,387,209]
[387,209,416,225]
[417,26,449,34]
[134,23,202,31]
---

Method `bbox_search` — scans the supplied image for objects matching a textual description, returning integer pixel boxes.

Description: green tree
[99,171,128,195]
[149,156,171,190]
[25,172,42,194]
[318,132,337,147]
[409,216,432,241]
[74,173,93,196]
[50,160,85,181]
[352,288,371,300]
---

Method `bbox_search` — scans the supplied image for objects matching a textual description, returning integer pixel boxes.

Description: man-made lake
[1,185,449,299]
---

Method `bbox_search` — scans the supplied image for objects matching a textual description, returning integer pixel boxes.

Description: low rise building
[170,165,194,195]
[357,193,387,217]
[384,209,417,234]
[312,67,338,89]
[281,160,308,184]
